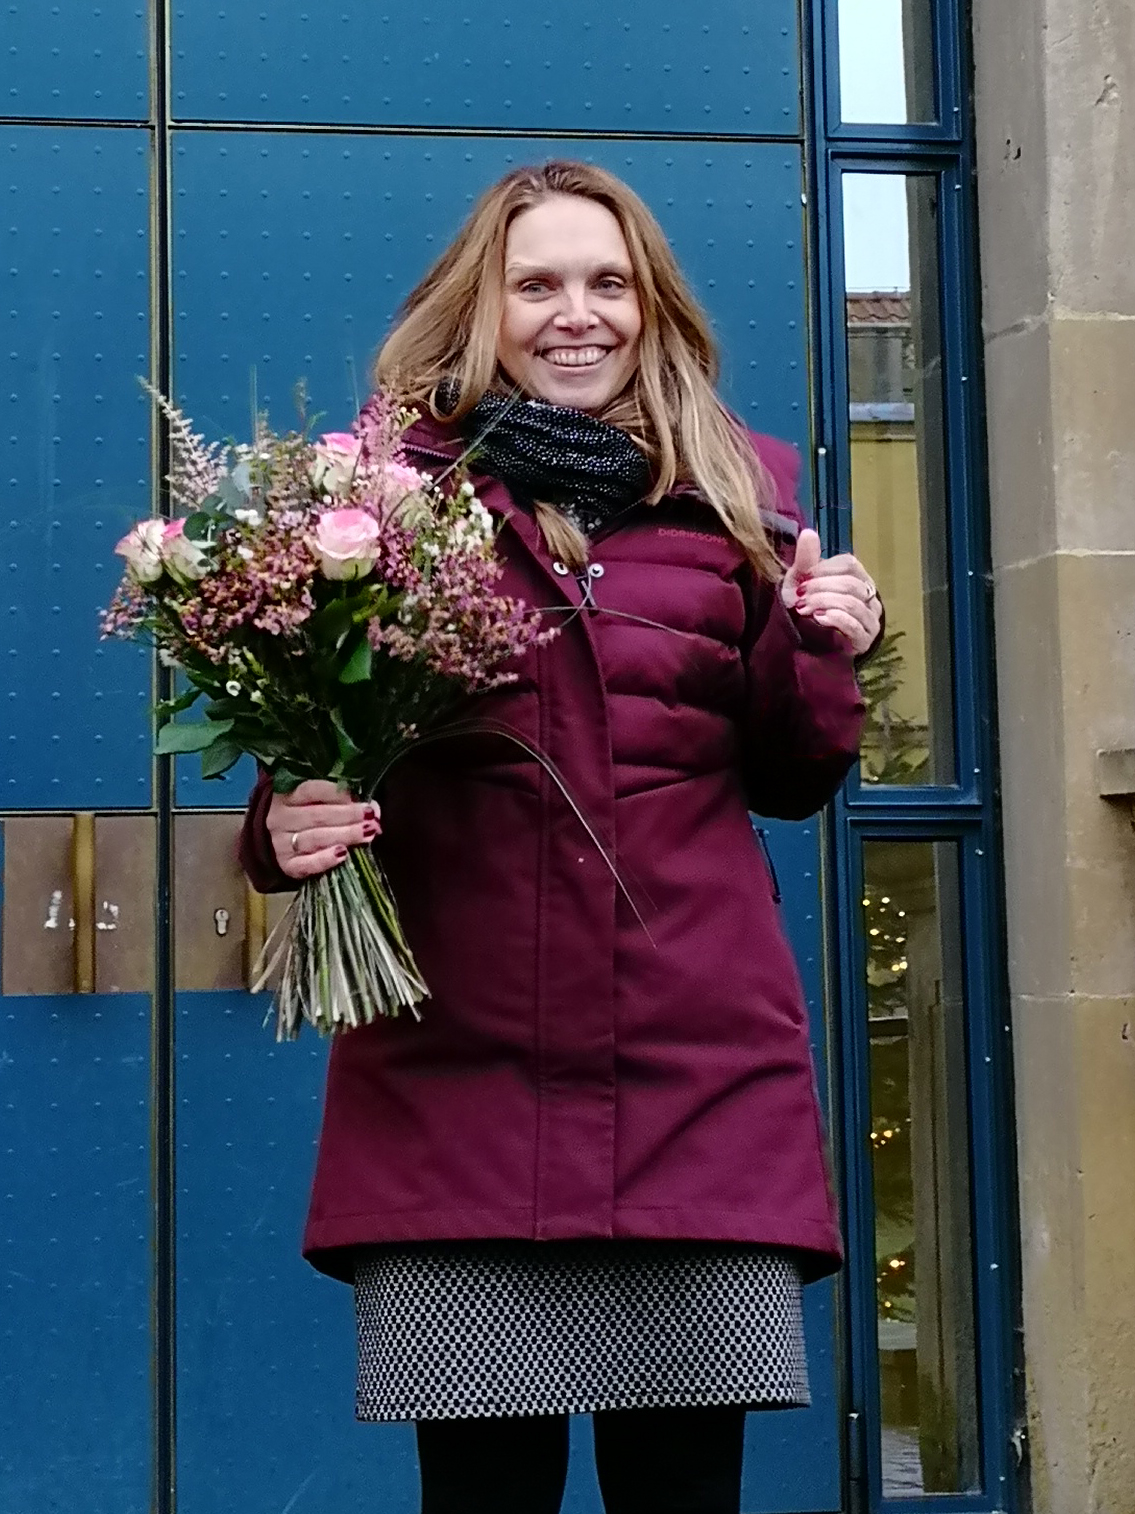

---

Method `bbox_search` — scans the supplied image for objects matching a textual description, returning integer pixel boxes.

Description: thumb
[782,527,823,602]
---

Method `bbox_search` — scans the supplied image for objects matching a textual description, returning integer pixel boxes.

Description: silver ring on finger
[290,831,301,855]
[863,578,877,602]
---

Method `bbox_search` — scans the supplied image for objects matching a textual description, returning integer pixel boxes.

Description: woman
[240,161,881,1514]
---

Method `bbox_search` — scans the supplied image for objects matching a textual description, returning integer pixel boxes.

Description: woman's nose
[553,286,597,330]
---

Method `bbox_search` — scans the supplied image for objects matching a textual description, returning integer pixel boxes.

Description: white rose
[114,519,166,583]
[310,431,363,498]
[161,519,210,584]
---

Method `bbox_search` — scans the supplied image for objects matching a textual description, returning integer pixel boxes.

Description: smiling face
[496,194,644,412]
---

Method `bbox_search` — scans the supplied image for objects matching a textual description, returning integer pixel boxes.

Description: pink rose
[310,431,363,497]
[382,462,426,499]
[314,508,381,581]
[160,517,209,584]
[115,518,166,583]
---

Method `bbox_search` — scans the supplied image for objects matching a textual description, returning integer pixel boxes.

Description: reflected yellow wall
[851,420,929,728]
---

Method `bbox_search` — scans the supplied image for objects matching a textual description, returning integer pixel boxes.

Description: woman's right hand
[265,780,381,881]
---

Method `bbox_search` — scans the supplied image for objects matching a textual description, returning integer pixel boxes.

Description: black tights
[416,1404,746,1514]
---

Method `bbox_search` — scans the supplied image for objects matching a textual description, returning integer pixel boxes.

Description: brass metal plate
[0,814,156,994]
[174,813,289,991]
[1,816,75,996]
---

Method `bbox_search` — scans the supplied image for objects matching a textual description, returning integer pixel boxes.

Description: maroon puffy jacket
[239,415,864,1282]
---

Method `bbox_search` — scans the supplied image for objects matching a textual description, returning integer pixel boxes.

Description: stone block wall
[974,2,1135,1509]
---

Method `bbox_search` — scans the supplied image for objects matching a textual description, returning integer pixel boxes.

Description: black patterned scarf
[437,383,653,537]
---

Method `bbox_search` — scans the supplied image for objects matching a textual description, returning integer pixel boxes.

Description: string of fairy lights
[863,886,916,1317]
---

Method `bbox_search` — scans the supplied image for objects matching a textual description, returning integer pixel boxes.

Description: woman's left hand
[781,528,882,656]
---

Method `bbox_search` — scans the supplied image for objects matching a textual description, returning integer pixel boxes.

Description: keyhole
[213,907,231,937]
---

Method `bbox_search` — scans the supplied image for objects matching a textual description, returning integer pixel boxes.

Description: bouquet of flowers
[102,387,550,1037]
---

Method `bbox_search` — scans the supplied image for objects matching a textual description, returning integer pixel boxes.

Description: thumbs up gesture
[780,528,882,656]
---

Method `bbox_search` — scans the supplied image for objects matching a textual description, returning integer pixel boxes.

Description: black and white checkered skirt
[353,1240,809,1422]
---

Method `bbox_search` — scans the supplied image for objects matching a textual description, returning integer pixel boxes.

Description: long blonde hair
[376,160,782,579]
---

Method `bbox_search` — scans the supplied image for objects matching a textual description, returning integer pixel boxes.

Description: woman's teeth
[542,347,608,368]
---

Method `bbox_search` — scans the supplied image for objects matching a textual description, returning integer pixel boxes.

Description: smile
[539,346,612,369]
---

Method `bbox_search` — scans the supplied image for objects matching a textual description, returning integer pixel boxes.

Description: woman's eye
[596,278,625,293]
[518,280,551,295]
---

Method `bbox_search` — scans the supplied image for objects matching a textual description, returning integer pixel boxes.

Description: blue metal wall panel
[740,816,842,1513]
[0,992,151,1514]
[170,131,807,808]
[171,2,799,136]
[2,127,152,809]
[176,992,419,1513]
[0,3,148,122]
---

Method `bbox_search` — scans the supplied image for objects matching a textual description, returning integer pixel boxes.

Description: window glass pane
[844,173,955,786]
[863,841,979,1495]
[838,0,936,124]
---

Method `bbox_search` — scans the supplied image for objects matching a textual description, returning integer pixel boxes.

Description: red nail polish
[362,823,378,841]
[334,846,348,860]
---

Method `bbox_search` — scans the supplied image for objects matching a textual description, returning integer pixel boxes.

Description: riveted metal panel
[170,131,807,811]
[171,2,800,136]
[175,992,419,1512]
[0,2,149,122]
[2,127,152,810]
[742,816,842,1512]
[0,988,151,1513]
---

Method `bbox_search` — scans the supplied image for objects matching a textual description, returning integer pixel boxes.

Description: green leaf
[307,593,371,650]
[153,685,203,721]
[330,708,361,765]
[204,697,246,720]
[200,738,243,779]
[339,637,373,684]
[272,767,305,795]
[155,718,233,755]
[239,733,290,765]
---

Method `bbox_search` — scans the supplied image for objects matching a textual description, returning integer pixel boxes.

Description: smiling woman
[240,158,881,1514]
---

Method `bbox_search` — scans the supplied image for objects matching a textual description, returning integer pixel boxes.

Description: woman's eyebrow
[504,261,633,279]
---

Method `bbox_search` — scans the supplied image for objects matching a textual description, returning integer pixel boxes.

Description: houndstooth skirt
[353,1240,809,1422]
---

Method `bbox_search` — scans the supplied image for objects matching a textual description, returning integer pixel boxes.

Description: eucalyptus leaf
[272,767,305,795]
[155,718,234,755]
[215,475,247,513]
[229,460,253,496]
[182,512,214,543]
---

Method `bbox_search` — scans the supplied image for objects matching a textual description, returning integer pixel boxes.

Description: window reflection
[838,0,936,124]
[844,173,955,786]
[863,841,979,1495]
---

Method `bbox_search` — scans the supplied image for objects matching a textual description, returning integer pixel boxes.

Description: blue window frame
[810,2,1022,1509]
